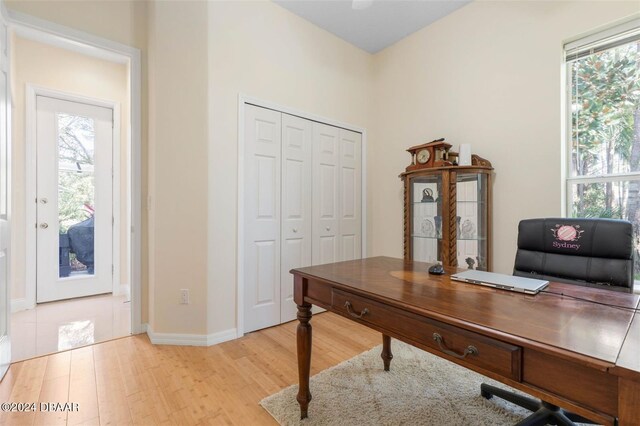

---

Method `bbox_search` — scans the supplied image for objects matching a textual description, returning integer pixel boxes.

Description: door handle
[39,223,49,229]
[40,198,48,204]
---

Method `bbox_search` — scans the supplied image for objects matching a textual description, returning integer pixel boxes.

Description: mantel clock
[406,138,453,171]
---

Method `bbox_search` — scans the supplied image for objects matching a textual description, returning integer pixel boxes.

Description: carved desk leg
[296,304,312,419]
[381,334,393,371]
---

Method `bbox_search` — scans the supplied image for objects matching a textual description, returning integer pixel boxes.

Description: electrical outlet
[180,289,190,304]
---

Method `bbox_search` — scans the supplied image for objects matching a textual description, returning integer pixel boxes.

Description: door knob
[325,226,331,231]
[40,198,48,204]
[39,223,48,229]
[293,228,298,233]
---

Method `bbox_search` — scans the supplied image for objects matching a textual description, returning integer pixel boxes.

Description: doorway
[9,30,135,361]
[35,95,114,303]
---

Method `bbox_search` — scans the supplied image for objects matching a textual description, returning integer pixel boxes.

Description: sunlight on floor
[11,293,130,361]
[58,320,95,351]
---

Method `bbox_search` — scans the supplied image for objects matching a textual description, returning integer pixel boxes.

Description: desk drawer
[332,289,522,381]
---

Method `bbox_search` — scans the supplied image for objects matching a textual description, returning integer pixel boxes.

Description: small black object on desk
[428,263,445,275]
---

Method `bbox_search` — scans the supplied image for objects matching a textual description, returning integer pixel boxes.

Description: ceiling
[273,0,471,54]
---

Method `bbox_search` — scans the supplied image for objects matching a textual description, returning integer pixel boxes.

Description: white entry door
[35,96,113,303]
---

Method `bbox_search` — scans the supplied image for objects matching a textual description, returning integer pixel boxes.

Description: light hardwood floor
[0,312,380,425]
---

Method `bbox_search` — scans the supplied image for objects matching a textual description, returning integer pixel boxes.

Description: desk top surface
[292,256,640,367]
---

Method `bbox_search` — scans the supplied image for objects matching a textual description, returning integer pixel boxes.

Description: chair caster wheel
[481,389,493,400]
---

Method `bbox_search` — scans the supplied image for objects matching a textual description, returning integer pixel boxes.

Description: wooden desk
[291,257,640,425]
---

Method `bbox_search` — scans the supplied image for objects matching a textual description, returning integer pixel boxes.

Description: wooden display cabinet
[399,159,493,270]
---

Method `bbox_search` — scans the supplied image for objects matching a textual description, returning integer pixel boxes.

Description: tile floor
[11,293,131,361]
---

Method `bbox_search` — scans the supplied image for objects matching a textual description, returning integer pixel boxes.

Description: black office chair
[481,218,634,426]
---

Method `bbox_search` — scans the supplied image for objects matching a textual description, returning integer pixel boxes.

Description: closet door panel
[254,241,277,304]
[281,114,312,323]
[244,105,281,333]
[312,123,341,265]
[339,129,362,261]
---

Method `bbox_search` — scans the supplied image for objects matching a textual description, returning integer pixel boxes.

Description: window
[565,20,640,280]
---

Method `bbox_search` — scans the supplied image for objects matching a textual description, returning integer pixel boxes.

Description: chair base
[480,383,598,426]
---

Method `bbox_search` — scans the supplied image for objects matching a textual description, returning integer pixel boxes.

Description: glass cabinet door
[456,173,488,270]
[411,174,442,263]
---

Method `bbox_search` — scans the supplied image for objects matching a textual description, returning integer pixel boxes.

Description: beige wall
[370,1,639,274]
[10,35,129,299]
[208,0,373,333]
[6,0,149,323]
[6,0,147,51]
[5,0,638,337]
[8,0,373,336]
[147,0,209,334]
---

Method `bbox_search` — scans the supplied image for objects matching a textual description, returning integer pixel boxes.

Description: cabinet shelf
[413,200,485,205]
[412,235,487,241]
[411,235,442,240]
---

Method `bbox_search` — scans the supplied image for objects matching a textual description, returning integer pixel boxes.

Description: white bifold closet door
[312,123,362,265]
[244,106,282,333]
[312,123,340,264]
[338,128,362,261]
[244,105,361,333]
[280,114,313,325]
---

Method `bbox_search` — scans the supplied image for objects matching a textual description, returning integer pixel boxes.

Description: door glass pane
[456,173,488,271]
[58,113,95,278]
[411,174,442,263]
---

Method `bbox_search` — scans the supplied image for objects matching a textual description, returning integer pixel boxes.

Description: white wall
[208,0,373,334]
[370,1,639,274]
[10,35,129,301]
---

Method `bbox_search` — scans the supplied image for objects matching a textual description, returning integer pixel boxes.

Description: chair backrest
[513,218,634,293]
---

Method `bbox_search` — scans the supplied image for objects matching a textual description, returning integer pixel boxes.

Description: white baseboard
[146,324,237,347]
[207,328,238,346]
[134,322,148,335]
[11,298,34,313]
[113,283,130,298]
[121,284,130,299]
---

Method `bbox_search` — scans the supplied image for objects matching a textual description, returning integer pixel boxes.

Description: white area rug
[260,341,592,426]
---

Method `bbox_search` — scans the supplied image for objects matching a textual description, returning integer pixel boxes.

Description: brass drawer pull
[344,301,369,319]
[432,333,479,359]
